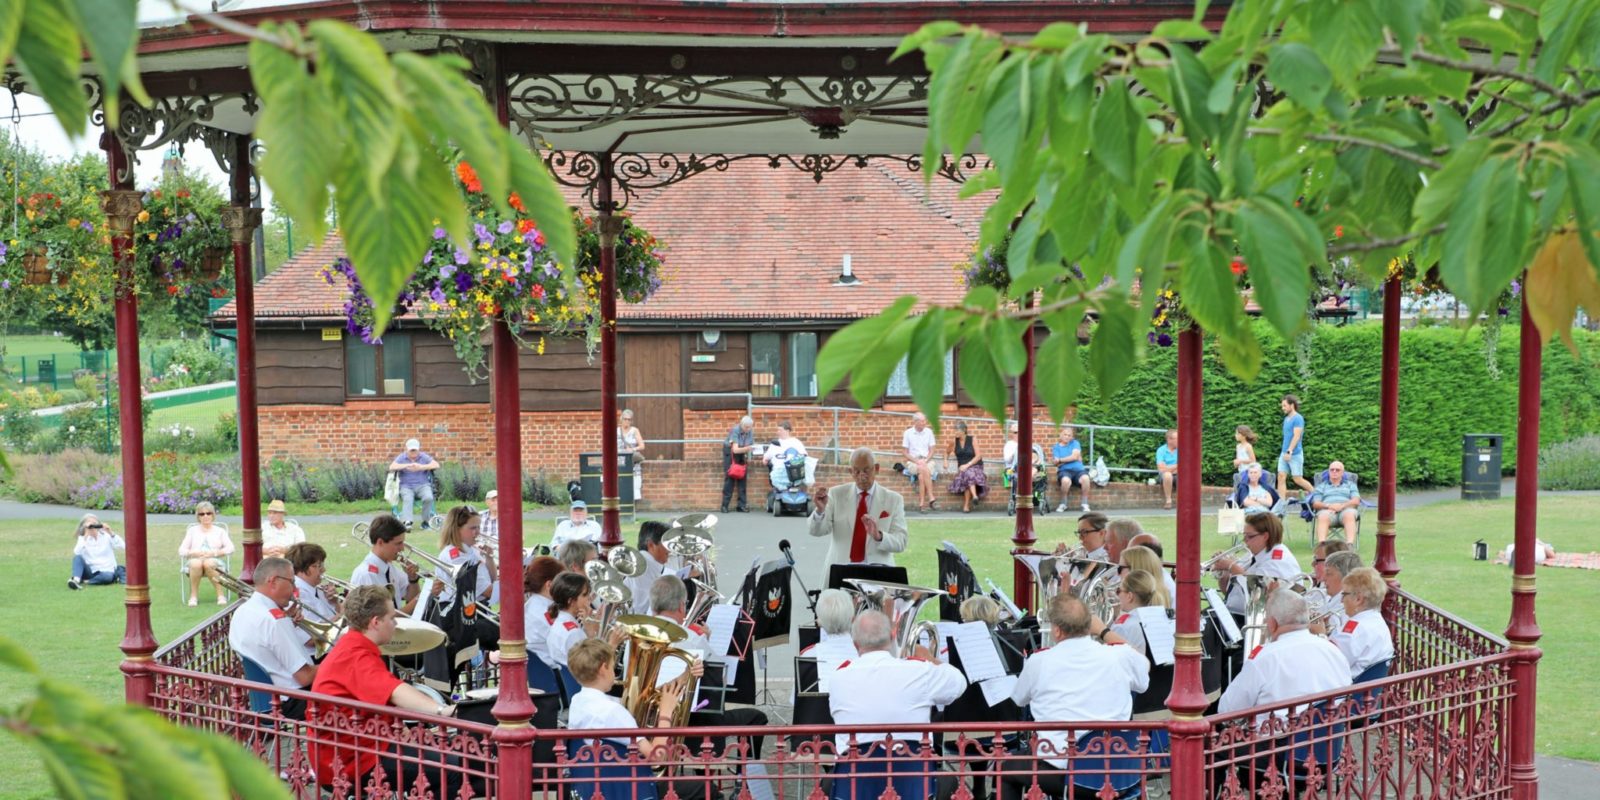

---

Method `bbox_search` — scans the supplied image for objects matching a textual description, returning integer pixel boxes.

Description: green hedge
[1067,321,1600,486]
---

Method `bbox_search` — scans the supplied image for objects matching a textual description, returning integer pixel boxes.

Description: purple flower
[433,227,448,240]
[430,285,447,304]
[453,249,469,266]
[497,220,515,235]
[0,280,8,290]
[473,223,492,244]
[80,221,94,232]
[1156,333,1173,347]
[454,271,474,293]
[439,264,457,280]
[423,250,434,265]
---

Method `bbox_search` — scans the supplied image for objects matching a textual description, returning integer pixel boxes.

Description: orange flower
[509,192,526,213]
[517,219,536,235]
[456,162,483,193]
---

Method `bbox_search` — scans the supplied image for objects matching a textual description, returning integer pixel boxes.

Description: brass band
[242,527,263,545]
[123,584,151,604]
[1512,574,1536,593]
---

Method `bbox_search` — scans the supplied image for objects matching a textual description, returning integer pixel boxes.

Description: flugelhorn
[213,569,344,657]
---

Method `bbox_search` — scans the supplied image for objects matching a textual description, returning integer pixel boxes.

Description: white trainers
[1055,503,1068,513]
[1082,503,1092,512]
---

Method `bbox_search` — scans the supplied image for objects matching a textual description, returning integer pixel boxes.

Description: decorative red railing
[149,591,1516,800]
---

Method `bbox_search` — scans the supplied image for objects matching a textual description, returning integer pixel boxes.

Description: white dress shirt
[1225,544,1302,615]
[350,552,409,608]
[1110,609,1175,664]
[625,554,668,615]
[545,609,585,668]
[293,575,339,624]
[902,427,937,460]
[1011,636,1150,766]
[262,520,306,552]
[1163,572,1178,605]
[568,687,641,745]
[526,594,555,665]
[800,630,860,693]
[435,543,493,607]
[551,519,603,550]
[1219,629,1351,724]
[228,591,313,689]
[1329,608,1394,679]
[74,531,125,574]
[828,650,967,753]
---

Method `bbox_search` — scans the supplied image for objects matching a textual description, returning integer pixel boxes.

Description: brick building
[215,161,1192,510]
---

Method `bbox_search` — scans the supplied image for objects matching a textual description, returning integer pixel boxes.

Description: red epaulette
[563,621,579,631]
[1270,547,1284,560]
[1342,619,1359,634]
[836,660,851,669]
[1116,614,1130,625]
[449,547,461,559]
[367,563,380,574]
[689,624,707,636]
[269,607,286,620]
[1248,645,1263,660]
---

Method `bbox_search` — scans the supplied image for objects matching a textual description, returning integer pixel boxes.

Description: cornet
[1203,542,1251,575]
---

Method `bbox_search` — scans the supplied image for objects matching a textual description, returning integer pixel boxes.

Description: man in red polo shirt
[309,585,481,796]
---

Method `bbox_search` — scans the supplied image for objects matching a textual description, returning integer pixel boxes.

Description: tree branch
[1327,224,1448,256]
[167,1,311,57]
[1248,128,1444,171]
[1407,49,1583,107]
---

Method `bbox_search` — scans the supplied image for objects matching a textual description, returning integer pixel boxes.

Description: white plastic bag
[383,470,401,506]
[1091,456,1111,487]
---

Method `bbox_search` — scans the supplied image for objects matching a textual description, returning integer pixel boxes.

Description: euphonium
[617,614,701,728]
[213,569,344,657]
[842,579,943,656]
[584,559,633,634]
[667,513,722,626]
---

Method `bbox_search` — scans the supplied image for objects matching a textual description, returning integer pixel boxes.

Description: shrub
[146,457,241,513]
[522,470,570,507]
[164,339,234,386]
[213,411,239,450]
[329,461,385,502]
[0,405,42,450]
[440,463,493,503]
[2,449,120,504]
[1538,436,1600,491]
[291,462,324,504]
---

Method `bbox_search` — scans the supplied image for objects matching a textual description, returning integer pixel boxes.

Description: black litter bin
[1461,434,1502,500]
[578,452,634,520]
[36,358,55,389]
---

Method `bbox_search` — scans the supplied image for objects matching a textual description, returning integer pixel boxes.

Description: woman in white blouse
[1211,512,1301,616]
[523,556,565,669]
[177,501,234,606]
[1329,568,1395,681]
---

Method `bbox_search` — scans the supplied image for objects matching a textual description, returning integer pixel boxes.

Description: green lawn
[146,395,237,436]
[1,497,1595,798]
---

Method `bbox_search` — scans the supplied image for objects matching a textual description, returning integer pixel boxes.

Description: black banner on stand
[937,543,979,621]
[737,559,793,648]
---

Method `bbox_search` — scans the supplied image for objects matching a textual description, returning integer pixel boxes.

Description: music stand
[826,563,908,591]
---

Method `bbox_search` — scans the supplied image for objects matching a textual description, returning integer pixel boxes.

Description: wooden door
[622,334,684,459]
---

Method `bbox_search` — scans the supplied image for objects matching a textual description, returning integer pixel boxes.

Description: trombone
[349,523,467,584]
[213,569,344,657]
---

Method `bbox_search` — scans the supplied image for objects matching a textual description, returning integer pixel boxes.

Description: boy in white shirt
[566,639,709,800]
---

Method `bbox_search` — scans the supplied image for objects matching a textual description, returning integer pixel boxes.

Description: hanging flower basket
[22,248,65,287]
[199,248,227,282]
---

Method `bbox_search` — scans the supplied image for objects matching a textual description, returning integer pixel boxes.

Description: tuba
[213,569,344,658]
[667,513,722,625]
[616,614,701,728]
[843,579,943,657]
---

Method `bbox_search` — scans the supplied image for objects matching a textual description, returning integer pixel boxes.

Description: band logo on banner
[738,559,793,648]
[937,542,978,622]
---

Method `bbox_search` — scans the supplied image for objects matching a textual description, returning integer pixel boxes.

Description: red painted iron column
[1010,319,1037,609]
[1506,304,1544,800]
[489,63,536,798]
[1166,326,1206,800]
[1373,276,1401,583]
[223,135,264,584]
[102,135,155,705]
[596,157,624,549]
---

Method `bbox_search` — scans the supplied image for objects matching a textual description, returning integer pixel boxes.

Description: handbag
[383,470,401,506]
[727,462,747,480]
[1216,502,1245,536]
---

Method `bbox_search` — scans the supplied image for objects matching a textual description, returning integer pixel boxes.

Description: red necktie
[850,489,870,562]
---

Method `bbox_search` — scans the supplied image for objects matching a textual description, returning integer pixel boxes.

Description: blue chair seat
[1347,659,1392,726]
[529,652,560,695]
[238,655,276,715]
[559,665,583,706]
[568,738,657,800]
[830,741,935,800]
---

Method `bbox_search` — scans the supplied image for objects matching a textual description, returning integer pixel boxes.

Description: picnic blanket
[1492,551,1600,570]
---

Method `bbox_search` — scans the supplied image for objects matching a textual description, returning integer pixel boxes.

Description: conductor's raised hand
[813,486,829,513]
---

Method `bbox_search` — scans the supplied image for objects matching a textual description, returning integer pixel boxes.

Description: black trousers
[999,757,1107,800]
[721,459,748,509]
[686,707,769,759]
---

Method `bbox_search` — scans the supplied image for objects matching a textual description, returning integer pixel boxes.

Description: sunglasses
[198,512,215,517]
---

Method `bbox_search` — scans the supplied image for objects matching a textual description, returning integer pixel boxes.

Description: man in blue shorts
[1278,395,1314,498]
[1154,429,1179,509]
[1050,425,1092,513]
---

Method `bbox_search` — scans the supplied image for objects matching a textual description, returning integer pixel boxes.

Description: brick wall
[257,403,1202,510]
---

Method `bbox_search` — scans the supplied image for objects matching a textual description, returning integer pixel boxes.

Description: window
[885,352,954,397]
[750,331,819,399]
[345,332,413,397]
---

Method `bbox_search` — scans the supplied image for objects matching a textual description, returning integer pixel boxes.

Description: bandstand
[22,2,1545,798]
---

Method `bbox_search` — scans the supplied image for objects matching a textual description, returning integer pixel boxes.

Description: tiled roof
[214,159,990,324]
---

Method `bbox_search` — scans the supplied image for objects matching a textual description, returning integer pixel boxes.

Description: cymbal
[382,617,447,657]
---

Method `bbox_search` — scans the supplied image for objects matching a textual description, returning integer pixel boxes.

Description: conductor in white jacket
[808,447,909,583]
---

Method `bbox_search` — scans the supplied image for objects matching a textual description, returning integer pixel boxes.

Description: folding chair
[178,522,231,603]
[1297,470,1372,547]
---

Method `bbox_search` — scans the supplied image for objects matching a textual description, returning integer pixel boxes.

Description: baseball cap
[571,500,587,510]
[405,438,421,450]
[486,489,499,501]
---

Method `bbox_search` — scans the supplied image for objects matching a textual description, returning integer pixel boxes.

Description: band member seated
[565,638,711,800]
[435,506,499,653]
[557,539,600,573]
[1002,594,1149,800]
[1105,518,1142,563]
[1211,513,1301,616]
[350,514,435,615]
[1055,512,1112,585]
[551,500,602,549]
[545,572,597,672]
[626,521,698,615]
[1310,539,1351,587]
[1117,546,1172,609]
[227,557,316,719]
[1110,570,1173,660]
[798,589,859,692]
[287,543,340,654]
[808,448,909,580]
[1218,589,1350,721]
[649,575,769,757]
[1327,568,1394,681]
[1311,551,1363,634]
[310,586,485,799]
[524,556,566,672]
[828,609,967,756]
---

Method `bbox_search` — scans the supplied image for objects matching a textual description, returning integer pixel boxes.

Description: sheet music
[1135,607,1176,666]
[978,674,1018,707]
[656,648,704,687]
[706,604,740,657]
[414,578,436,620]
[1204,588,1242,644]
[987,579,1025,620]
[951,621,1008,683]
[721,655,739,685]
[935,622,961,658]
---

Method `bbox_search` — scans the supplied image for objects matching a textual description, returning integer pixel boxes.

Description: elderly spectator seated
[389,438,440,527]
[765,421,811,491]
[1310,461,1361,544]
[261,499,306,559]
[902,412,941,513]
[551,500,602,549]
[1234,463,1279,513]
[1050,425,1092,514]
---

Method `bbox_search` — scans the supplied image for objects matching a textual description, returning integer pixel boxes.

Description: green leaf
[816,296,918,398]
[980,58,1028,183]
[1266,43,1332,110]
[394,53,512,215]
[1413,139,1491,230]
[1439,157,1525,315]
[30,731,126,800]
[1566,146,1600,279]
[933,30,1004,166]
[892,20,964,61]
[1309,0,1384,88]
[0,0,24,75]
[990,317,1028,375]
[15,1,86,136]
[309,20,405,199]
[1028,22,1084,49]
[851,317,916,410]
[1167,45,1218,146]
[1178,234,1240,337]
[1091,79,1142,185]
[0,636,39,674]
[957,330,1008,421]
[335,139,434,335]
[65,0,143,122]
[508,144,578,270]
[1237,199,1314,338]
[1375,0,1431,57]
[1206,59,1245,115]
[907,310,949,426]
[1088,302,1137,401]
[1443,15,1529,58]
[99,710,219,800]
[1035,324,1084,423]
[202,728,295,800]
[251,31,337,248]
[1153,19,1213,40]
